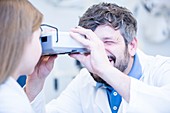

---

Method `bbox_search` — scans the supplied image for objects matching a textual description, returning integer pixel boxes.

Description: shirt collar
[96,54,142,89]
[128,54,142,79]
[96,82,113,90]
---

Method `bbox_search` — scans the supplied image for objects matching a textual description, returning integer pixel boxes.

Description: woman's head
[0,0,43,84]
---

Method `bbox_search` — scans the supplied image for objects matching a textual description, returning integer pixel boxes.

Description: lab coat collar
[83,69,112,113]
[95,87,112,113]
[5,77,27,97]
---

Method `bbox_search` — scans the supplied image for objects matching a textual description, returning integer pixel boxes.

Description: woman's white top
[0,77,35,113]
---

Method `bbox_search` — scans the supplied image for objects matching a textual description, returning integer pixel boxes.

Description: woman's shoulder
[0,77,34,113]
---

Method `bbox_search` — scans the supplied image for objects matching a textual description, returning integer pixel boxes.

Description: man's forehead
[94,25,123,40]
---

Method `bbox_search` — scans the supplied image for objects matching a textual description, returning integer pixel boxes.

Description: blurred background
[22,0,170,103]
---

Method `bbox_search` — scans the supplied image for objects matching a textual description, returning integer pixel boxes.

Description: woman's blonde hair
[0,0,43,84]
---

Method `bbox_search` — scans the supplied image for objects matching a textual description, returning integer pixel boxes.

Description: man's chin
[90,72,107,84]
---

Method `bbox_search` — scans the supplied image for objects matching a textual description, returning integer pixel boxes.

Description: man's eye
[104,41,115,44]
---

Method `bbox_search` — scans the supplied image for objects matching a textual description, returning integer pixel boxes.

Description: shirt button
[113,92,117,96]
[113,106,117,110]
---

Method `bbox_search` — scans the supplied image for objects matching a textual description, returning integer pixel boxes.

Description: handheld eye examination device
[40,25,89,55]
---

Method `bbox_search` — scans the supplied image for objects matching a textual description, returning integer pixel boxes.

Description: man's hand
[25,55,57,102]
[69,26,111,75]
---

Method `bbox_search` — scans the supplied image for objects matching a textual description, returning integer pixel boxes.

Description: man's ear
[128,37,138,56]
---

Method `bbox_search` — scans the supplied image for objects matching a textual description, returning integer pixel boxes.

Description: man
[26,2,170,113]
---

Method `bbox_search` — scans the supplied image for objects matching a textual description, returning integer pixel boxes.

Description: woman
[0,0,56,112]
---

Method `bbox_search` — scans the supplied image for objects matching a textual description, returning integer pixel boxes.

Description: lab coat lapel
[95,88,112,113]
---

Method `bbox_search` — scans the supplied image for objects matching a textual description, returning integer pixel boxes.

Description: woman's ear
[128,37,138,56]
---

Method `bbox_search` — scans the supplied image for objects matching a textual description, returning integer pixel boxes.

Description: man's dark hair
[79,2,137,44]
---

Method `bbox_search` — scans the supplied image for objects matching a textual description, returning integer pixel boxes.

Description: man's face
[91,25,130,83]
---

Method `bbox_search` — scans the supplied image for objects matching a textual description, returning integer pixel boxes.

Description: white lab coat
[0,77,35,113]
[33,50,170,113]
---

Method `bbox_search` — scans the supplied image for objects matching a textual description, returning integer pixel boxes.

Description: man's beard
[91,49,130,84]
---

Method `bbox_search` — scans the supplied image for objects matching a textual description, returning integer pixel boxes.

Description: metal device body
[40,29,89,55]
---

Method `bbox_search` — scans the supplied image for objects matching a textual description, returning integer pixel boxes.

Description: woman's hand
[25,55,57,102]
